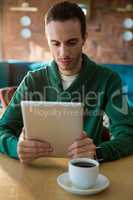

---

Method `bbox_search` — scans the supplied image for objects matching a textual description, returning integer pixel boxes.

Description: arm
[0,74,29,159]
[67,73,133,162]
[99,73,133,161]
[0,71,53,161]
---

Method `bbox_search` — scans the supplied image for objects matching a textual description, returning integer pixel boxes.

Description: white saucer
[57,172,110,195]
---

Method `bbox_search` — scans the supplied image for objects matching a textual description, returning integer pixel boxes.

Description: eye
[69,42,77,46]
[50,41,60,47]
[67,40,78,46]
[52,43,60,46]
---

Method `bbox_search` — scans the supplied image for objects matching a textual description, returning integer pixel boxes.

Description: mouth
[58,58,72,65]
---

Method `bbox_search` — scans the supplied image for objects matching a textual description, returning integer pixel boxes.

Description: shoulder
[84,54,121,83]
[28,64,50,76]
[25,62,53,82]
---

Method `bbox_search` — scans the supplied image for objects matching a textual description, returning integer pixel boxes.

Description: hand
[67,132,96,159]
[17,128,54,164]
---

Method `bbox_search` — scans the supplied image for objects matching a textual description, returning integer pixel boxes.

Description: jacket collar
[47,53,95,92]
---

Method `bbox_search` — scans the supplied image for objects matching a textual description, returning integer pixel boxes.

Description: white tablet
[21,101,83,157]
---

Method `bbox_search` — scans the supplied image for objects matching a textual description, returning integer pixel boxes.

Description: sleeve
[0,71,35,159]
[100,73,133,161]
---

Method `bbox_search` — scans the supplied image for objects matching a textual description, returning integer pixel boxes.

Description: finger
[18,140,52,149]
[18,146,53,154]
[21,132,25,140]
[18,144,54,160]
[68,138,93,152]
[68,144,92,156]
[79,131,87,139]
[22,128,26,140]
[20,128,26,140]
[70,151,95,159]
[19,150,52,161]
[67,143,95,157]
[19,149,54,163]
[68,150,95,159]
[18,144,54,158]
[75,131,86,141]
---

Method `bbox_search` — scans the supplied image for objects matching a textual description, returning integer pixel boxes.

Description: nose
[60,44,70,57]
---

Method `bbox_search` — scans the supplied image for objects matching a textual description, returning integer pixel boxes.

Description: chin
[58,64,72,70]
[61,66,73,71]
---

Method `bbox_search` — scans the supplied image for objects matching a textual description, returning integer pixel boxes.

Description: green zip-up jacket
[0,54,133,161]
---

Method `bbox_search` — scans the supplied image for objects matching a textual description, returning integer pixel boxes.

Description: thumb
[22,127,26,140]
[79,131,87,139]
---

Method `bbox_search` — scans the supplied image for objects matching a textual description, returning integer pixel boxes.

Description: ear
[45,26,48,40]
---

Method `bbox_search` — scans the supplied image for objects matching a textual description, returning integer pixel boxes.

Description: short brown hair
[45,1,86,39]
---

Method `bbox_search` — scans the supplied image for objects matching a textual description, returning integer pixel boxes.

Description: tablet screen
[21,101,83,157]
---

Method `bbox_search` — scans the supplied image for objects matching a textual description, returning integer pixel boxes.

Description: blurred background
[0,0,133,62]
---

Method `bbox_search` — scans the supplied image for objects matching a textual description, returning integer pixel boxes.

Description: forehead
[45,19,82,41]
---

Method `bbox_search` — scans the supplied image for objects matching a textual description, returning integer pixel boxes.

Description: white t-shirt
[60,73,78,90]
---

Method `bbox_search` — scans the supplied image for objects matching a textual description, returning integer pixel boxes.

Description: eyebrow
[50,38,79,43]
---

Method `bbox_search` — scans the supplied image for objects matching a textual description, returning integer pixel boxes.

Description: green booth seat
[102,64,133,109]
[0,62,10,88]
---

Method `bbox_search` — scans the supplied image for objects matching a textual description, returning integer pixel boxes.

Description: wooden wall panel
[84,0,133,63]
[2,0,61,61]
[0,0,3,60]
[1,0,133,63]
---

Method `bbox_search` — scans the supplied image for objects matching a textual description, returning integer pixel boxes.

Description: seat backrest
[0,86,17,108]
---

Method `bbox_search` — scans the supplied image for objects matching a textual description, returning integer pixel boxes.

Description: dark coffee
[72,161,96,168]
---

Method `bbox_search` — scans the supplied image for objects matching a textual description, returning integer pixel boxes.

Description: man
[0,1,133,164]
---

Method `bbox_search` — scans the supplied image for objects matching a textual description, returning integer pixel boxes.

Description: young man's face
[45,19,86,75]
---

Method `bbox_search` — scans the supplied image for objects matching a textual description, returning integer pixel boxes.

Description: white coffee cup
[68,158,99,189]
